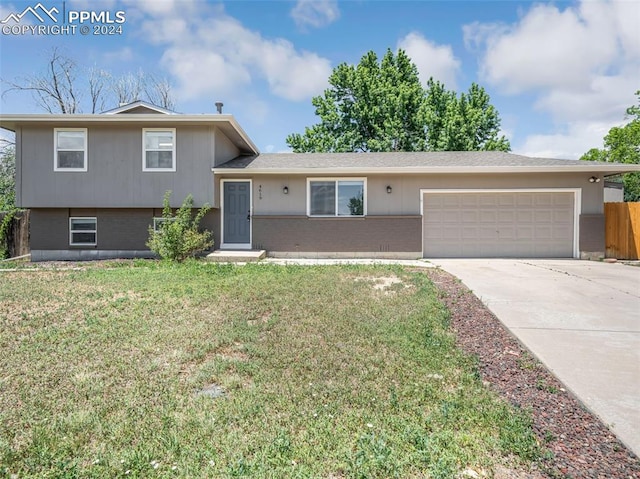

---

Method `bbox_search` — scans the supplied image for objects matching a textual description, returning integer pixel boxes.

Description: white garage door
[423,191,576,258]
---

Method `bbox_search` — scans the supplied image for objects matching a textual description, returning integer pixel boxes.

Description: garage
[422,190,577,258]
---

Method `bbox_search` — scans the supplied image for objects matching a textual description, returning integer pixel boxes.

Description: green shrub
[146,191,213,262]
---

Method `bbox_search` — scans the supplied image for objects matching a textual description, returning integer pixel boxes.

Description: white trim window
[69,217,97,246]
[143,128,176,171]
[307,178,366,217]
[152,217,176,232]
[54,128,87,172]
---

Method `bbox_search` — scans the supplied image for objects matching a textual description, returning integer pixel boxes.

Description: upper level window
[307,178,366,217]
[143,128,176,171]
[54,128,87,172]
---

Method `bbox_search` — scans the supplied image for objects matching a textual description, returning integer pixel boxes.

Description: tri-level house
[1,100,638,261]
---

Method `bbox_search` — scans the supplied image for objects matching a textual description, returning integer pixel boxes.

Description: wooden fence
[604,202,640,260]
[1,210,29,259]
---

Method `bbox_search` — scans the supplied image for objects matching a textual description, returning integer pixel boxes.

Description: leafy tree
[0,146,15,211]
[347,192,364,215]
[146,191,213,262]
[581,91,640,201]
[423,80,510,151]
[0,145,17,258]
[286,48,509,153]
[287,49,425,152]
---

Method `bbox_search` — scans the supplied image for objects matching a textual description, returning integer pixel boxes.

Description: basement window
[152,217,176,232]
[69,217,97,246]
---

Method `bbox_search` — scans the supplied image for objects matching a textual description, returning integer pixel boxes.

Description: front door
[223,181,251,248]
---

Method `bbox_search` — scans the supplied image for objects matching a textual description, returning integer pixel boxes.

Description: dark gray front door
[223,181,251,245]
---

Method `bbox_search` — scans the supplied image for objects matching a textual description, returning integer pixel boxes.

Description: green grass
[0,261,539,478]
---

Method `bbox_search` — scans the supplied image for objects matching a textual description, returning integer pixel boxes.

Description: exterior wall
[18,124,226,208]
[247,173,603,216]
[604,182,624,202]
[214,128,241,167]
[217,172,605,257]
[252,216,421,255]
[30,208,219,261]
[14,127,22,206]
[579,214,605,259]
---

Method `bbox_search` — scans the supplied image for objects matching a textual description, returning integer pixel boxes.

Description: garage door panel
[498,195,515,206]
[478,226,498,239]
[423,191,574,258]
[480,211,497,222]
[497,228,515,240]
[534,210,552,222]
[535,194,553,206]
[554,210,573,222]
[516,194,534,206]
[479,195,497,206]
[442,196,461,207]
[461,211,478,222]
[498,211,516,223]
[516,226,534,240]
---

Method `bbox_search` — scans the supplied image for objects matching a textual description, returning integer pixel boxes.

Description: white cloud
[517,120,621,159]
[466,2,621,93]
[290,0,340,29]
[397,32,460,89]
[466,0,640,158]
[130,1,331,102]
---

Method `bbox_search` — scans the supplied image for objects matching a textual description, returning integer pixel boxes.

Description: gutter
[212,164,640,176]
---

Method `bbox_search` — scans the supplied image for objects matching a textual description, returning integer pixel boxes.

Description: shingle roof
[217,151,587,169]
[214,151,638,175]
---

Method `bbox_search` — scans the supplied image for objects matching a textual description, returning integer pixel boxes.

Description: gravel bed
[425,268,640,479]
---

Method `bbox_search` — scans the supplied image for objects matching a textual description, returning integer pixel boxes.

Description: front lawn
[0,262,539,478]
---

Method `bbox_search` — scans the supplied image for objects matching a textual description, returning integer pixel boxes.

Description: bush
[146,191,213,262]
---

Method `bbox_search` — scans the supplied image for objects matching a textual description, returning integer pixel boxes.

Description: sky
[0,0,638,159]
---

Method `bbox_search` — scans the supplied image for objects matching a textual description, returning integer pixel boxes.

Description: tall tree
[286,49,509,153]
[2,48,175,113]
[287,49,426,152]
[423,81,510,151]
[0,145,15,211]
[581,91,640,201]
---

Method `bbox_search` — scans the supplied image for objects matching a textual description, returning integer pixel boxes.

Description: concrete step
[205,250,266,263]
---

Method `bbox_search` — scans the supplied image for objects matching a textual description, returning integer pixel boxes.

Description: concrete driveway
[430,259,640,456]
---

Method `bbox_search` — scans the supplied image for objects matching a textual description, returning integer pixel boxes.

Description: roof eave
[212,165,640,175]
[0,114,259,155]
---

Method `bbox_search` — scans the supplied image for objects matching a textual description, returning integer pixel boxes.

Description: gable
[102,100,175,115]
[116,105,168,114]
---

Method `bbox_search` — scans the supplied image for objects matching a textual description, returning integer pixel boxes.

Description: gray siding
[579,214,605,258]
[18,124,231,208]
[214,128,240,167]
[244,173,604,216]
[30,208,220,259]
[15,127,22,206]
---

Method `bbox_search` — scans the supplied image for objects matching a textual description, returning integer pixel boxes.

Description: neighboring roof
[102,100,177,115]
[213,151,640,176]
[0,110,259,155]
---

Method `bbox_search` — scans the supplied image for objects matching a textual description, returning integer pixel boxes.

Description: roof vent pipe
[215,101,223,114]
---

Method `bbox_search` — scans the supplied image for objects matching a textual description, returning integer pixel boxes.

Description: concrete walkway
[430,259,640,456]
